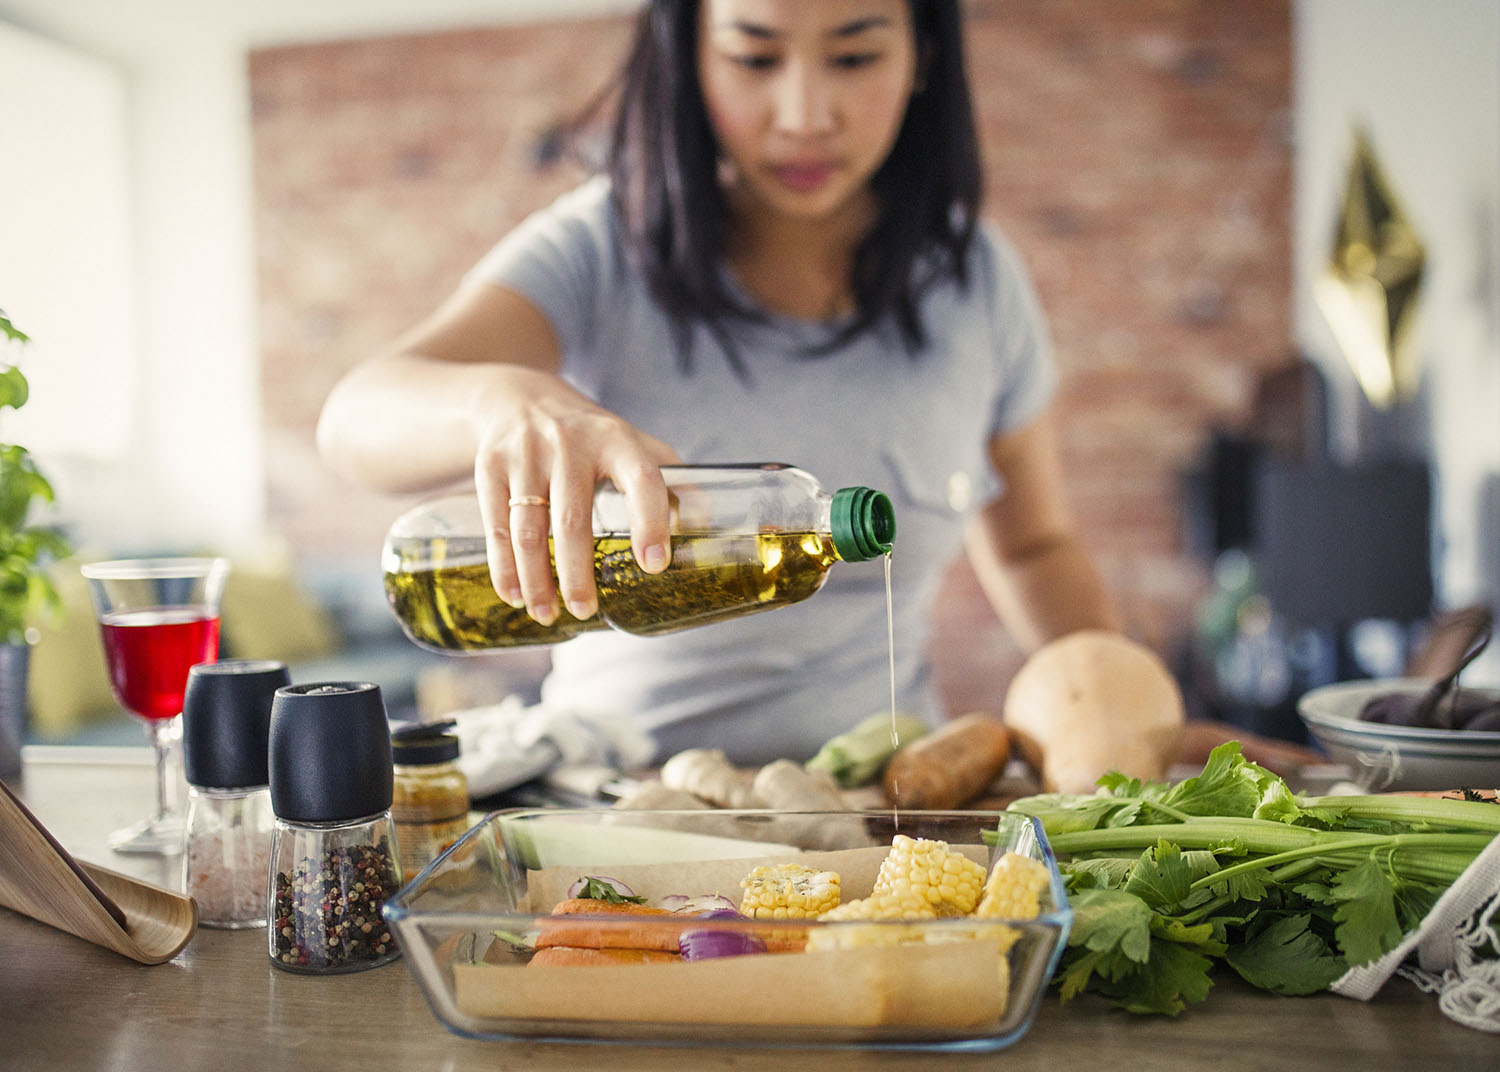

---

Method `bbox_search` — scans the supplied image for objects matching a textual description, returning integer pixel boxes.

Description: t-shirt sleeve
[976,222,1059,439]
[462,176,615,358]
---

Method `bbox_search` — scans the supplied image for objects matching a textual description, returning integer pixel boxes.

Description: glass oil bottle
[381,463,895,652]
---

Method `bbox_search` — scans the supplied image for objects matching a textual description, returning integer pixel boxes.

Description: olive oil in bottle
[381,464,895,652]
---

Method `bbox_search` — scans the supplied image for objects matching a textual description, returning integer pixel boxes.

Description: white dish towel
[448,696,656,799]
[1332,831,1500,1032]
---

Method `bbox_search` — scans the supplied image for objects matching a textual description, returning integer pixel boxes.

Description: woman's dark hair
[605,0,982,372]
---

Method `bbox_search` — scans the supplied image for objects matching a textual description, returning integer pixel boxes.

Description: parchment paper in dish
[453,940,1010,1028]
[454,846,1013,1030]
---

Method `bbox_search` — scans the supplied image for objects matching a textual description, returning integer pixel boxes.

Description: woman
[318,0,1121,764]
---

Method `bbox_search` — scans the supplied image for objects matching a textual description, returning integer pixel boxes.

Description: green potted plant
[0,308,72,776]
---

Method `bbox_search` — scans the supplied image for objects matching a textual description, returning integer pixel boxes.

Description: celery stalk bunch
[1001,742,1500,1015]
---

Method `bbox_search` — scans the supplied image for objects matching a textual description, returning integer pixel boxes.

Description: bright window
[0,22,136,462]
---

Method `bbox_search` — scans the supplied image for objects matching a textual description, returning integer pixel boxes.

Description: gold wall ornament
[1313,125,1426,409]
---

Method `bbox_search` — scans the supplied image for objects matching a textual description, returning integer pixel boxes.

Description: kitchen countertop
[2,747,1494,1071]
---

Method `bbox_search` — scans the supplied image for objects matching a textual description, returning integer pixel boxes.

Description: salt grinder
[181,659,290,929]
[267,681,403,973]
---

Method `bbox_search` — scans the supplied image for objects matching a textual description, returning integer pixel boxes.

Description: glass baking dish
[383,807,1072,1051]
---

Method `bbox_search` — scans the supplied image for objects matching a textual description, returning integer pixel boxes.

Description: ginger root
[658,748,759,808]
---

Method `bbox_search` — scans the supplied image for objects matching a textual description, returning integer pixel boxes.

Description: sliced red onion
[678,908,767,961]
[654,892,739,915]
[566,875,637,902]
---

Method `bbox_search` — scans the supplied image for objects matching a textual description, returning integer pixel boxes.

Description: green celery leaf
[1067,888,1154,965]
[1150,915,1228,957]
[1056,948,1111,1002]
[1161,741,1278,818]
[1253,780,1308,825]
[1096,771,1146,796]
[1331,857,1403,966]
[1104,800,1149,827]
[1063,857,1135,890]
[1176,848,1270,901]
[1292,879,1338,905]
[1394,881,1442,932]
[1197,852,1272,901]
[1225,913,1347,994]
[1123,841,1195,910]
[1095,939,1216,1016]
[1007,793,1133,835]
[1293,802,1351,829]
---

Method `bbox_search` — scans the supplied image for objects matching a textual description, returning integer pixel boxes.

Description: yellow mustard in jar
[390,719,470,879]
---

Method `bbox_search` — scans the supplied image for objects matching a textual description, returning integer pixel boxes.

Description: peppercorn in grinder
[267,682,403,974]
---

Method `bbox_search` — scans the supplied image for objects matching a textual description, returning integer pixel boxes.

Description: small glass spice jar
[391,719,471,880]
[268,681,403,974]
[181,659,290,929]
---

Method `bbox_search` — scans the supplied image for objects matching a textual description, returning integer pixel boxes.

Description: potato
[1002,630,1184,794]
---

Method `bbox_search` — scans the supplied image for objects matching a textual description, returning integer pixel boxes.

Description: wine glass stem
[146,718,175,823]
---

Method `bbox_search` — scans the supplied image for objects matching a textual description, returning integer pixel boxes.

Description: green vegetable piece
[1008,738,1500,1015]
[1225,914,1346,995]
[1330,858,1403,967]
[804,711,929,788]
[1159,741,1277,819]
[1097,940,1216,1016]
[1068,888,1154,966]
[573,876,645,904]
[1122,841,1195,911]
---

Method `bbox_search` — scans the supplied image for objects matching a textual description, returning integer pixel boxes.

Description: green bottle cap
[830,486,896,562]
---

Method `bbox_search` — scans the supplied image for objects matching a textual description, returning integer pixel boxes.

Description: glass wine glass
[81,557,231,855]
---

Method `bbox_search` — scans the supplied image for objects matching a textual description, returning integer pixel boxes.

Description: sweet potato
[881,712,1012,809]
[1002,629,1184,794]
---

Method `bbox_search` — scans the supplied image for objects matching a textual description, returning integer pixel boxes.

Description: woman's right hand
[317,280,679,627]
[469,365,680,627]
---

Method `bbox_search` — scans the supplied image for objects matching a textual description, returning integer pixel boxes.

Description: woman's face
[696,0,919,228]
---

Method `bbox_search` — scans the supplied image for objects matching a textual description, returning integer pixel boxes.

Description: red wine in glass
[82,556,231,856]
[99,608,222,721]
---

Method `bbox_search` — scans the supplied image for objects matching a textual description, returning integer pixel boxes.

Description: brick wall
[249,0,1292,714]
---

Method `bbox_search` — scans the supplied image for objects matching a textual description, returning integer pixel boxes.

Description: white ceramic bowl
[1297,678,1500,791]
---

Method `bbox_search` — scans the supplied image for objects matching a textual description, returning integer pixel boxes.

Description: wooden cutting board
[0,778,197,964]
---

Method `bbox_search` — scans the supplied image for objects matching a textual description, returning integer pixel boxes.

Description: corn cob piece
[869,834,987,917]
[804,917,1021,954]
[802,915,1015,1013]
[739,862,842,920]
[817,893,936,923]
[975,851,1050,920]
[969,851,1051,954]
[805,920,931,949]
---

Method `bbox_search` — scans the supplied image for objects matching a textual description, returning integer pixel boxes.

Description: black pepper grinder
[267,681,403,974]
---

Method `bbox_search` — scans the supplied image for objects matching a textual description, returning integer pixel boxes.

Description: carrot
[536,899,686,951]
[881,711,1011,809]
[537,897,806,955]
[529,946,681,967]
[548,898,680,918]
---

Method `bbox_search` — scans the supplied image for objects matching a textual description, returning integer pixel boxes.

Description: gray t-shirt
[468,176,1057,764]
